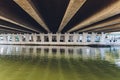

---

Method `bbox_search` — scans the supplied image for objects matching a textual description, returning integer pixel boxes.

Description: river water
[0,45,120,80]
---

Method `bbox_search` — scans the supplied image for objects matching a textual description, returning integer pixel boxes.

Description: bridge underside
[0,0,120,34]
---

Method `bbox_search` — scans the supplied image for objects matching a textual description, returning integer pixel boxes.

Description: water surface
[0,45,120,80]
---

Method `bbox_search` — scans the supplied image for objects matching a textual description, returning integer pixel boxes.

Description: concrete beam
[78,16,120,32]
[99,28,120,33]
[0,16,40,33]
[105,29,120,33]
[14,0,50,32]
[58,0,86,32]
[0,28,24,33]
[68,0,120,32]
[93,24,120,32]
[0,30,21,33]
[0,24,32,33]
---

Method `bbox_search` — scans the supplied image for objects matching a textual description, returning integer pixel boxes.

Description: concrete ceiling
[0,0,120,33]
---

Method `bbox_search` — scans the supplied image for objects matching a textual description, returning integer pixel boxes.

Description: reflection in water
[0,45,120,62]
[0,45,120,80]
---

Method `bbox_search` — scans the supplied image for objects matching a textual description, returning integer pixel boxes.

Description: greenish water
[0,45,120,80]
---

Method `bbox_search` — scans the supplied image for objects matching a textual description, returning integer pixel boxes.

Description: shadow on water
[0,45,120,80]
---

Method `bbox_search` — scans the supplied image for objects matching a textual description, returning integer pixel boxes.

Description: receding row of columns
[0,32,108,45]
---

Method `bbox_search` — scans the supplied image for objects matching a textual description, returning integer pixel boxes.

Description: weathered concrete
[91,23,120,32]
[0,24,32,33]
[0,28,23,33]
[68,0,120,32]
[0,16,40,33]
[0,0,120,33]
[97,27,120,33]
[78,16,120,32]
[0,33,108,45]
[106,29,120,33]
[14,0,50,32]
[58,0,86,32]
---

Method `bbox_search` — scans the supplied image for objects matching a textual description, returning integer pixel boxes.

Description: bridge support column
[91,32,96,44]
[12,34,15,42]
[32,33,37,42]
[49,33,52,42]
[3,34,7,43]
[57,33,60,42]
[65,33,69,43]
[82,32,87,44]
[7,34,10,42]
[100,32,106,44]
[40,33,44,43]
[25,34,30,42]
[73,33,79,43]
[19,34,23,44]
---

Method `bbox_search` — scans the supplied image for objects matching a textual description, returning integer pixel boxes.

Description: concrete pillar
[65,33,69,43]
[57,33,60,42]
[25,34,30,42]
[82,32,87,43]
[12,34,15,42]
[6,34,8,42]
[5,35,7,42]
[100,32,106,44]
[40,33,44,43]
[32,33,37,42]
[48,33,52,42]
[11,34,15,42]
[73,33,79,43]
[19,34,23,43]
[78,34,82,42]
[91,32,96,43]
[3,34,7,42]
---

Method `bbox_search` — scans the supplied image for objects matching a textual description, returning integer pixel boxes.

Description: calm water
[0,45,120,80]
